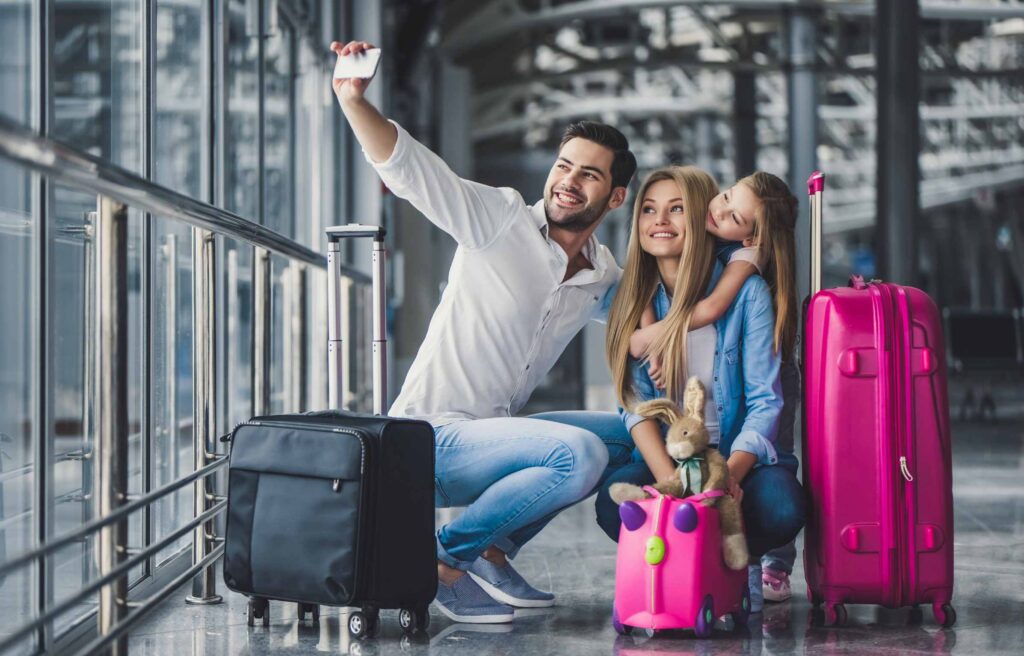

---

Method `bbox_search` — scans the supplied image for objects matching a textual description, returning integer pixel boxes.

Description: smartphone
[333,48,382,80]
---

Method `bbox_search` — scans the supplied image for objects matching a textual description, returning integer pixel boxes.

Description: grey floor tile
[127,418,1024,655]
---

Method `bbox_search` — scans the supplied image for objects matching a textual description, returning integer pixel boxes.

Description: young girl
[631,171,799,394]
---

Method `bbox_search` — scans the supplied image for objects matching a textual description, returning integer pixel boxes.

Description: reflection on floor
[129,419,1024,655]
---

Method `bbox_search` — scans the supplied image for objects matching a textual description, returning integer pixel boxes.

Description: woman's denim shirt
[612,261,784,467]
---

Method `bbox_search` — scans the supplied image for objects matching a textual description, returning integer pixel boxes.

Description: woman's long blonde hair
[740,172,799,362]
[605,166,718,408]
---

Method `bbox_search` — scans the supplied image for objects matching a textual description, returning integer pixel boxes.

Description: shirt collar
[530,199,609,283]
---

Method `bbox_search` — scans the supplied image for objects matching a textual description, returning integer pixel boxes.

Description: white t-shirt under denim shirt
[366,121,622,427]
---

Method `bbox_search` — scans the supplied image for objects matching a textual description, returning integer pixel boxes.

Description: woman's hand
[726,451,757,505]
[727,478,744,505]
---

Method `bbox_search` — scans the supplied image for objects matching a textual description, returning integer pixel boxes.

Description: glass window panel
[225,0,260,221]
[52,0,144,636]
[0,0,35,650]
[264,22,294,238]
[153,0,204,566]
[223,241,253,428]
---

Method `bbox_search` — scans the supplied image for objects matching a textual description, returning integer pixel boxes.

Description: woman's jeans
[538,409,806,561]
[432,412,634,570]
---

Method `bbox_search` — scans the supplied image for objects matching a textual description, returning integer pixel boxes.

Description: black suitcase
[222,225,437,638]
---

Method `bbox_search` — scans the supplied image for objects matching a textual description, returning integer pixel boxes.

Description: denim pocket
[724,347,742,398]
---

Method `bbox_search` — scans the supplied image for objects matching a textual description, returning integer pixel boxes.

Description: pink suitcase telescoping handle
[807,171,825,296]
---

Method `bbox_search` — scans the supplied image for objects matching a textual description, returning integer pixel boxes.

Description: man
[331,40,637,624]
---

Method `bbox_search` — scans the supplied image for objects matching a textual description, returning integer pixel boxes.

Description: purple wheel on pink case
[612,604,632,635]
[694,594,714,638]
[733,581,751,627]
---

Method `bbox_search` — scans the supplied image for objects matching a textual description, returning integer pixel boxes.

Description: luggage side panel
[803,288,888,604]
[900,287,955,605]
[367,421,438,606]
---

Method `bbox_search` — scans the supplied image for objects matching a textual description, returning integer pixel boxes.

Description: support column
[787,7,818,302]
[876,0,920,285]
[733,70,757,178]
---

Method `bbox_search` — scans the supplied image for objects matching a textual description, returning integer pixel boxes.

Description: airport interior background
[1,0,1023,654]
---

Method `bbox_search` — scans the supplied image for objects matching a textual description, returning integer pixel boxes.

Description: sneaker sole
[433,600,514,624]
[468,572,556,609]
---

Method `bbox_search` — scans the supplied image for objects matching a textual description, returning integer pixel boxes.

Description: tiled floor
[129,419,1024,655]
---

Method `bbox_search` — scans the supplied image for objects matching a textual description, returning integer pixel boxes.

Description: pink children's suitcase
[613,487,749,637]
[801,172,956,627]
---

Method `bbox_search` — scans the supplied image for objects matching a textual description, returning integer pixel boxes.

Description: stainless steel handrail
[0,458,226,582]
[0,502,227,655]
[0,115,375,281]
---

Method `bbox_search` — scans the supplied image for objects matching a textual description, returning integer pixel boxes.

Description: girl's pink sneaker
[762,567,792,603]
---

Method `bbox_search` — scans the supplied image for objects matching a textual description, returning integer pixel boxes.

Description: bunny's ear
[683,377,706,421]
[633,398,683,425]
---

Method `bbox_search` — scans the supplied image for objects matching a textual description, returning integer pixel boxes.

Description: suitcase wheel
[398,606,430,634]
[933,602,956,628]
[348,610,368,639]
[247,597,270,628]
[349,607,380,639]
[824,602,847,627]
[297,602,319,623]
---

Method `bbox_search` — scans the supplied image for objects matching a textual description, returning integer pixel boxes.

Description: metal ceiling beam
[442,0,1024,57]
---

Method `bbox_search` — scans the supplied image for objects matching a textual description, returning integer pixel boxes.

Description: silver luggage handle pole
[807,171,825,296]
[371,240,388,416]
[326,224,388,415]
[327,241,344,410]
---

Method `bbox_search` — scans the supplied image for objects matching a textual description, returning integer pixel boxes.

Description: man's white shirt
[368,121,621,427]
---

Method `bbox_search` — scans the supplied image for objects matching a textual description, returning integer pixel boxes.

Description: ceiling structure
[438,0,1024,233]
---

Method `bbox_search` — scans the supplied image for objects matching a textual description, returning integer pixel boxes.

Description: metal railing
[0,115,372,654]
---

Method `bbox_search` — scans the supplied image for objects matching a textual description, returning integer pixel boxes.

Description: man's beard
[543,190,612,233]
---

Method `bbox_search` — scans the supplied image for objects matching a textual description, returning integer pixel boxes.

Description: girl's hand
[648,355,666,390]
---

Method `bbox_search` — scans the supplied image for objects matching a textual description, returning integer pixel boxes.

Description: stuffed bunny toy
[610,377,748,570]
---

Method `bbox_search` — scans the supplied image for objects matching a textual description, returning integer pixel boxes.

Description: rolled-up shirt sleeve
[366,120,519,249]
[619,357,659,432]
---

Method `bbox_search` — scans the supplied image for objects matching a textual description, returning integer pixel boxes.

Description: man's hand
[328,39,397,164]
[330,41,376,107]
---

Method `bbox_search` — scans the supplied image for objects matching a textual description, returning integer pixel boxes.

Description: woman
[536,165,804,611]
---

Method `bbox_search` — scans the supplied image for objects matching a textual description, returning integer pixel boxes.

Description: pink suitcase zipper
[801,172,955,627]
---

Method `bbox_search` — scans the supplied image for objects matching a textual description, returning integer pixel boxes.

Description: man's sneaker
[468,558,555,608]
[434,574,515,623]
[762,566,793,603]
[748,564,765,614]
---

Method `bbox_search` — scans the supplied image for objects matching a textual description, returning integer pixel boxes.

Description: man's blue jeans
[432,412,634,570]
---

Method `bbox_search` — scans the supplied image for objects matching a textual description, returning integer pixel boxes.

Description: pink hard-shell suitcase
[801,172,955,627]
[613,486,749,637]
